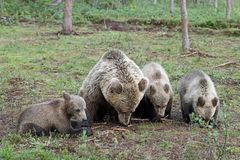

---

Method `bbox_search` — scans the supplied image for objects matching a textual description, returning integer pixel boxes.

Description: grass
[0,22,240,159]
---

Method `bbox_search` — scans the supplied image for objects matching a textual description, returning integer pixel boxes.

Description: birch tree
[63,0,73,35]
[214,0,218,8]
[226,0,231,20]
[181,0,190,51]
[170,0,174,15]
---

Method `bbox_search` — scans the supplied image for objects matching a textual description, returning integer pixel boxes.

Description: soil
[219,78,240,86]
[0,112,18,138]
[0,95,186,159]
[89,19,175,33]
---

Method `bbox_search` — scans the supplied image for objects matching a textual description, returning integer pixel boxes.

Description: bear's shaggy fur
[134,62,173,122]
[179,70,220,124]
[18,92,92,136]
[79,49,148,126]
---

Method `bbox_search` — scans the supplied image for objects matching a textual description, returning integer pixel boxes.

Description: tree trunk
[231,0,234,8]
[170,0,174,15]
[63,0,73,35]
[153,0,157,5]
[214,0,218,8]
[226,0,231,20]
[181,0,190,51]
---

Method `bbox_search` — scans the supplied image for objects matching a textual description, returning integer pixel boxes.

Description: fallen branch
[214,61,239,68]
[181,48,216,58]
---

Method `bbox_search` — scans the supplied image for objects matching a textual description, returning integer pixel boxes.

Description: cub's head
[105,78,148,126]
[63,92,87,122]
[148,82,171,117]
[194,96,219,121]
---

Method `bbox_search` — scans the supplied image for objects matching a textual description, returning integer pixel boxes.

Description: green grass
[0,23,240,159]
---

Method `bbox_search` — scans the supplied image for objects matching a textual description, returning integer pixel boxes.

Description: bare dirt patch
[4,77,26,105]
[91,19,142,32]
[0,112,18,137]
[218,78,240,86]
[90,19,175,33]
[2,77,45,113]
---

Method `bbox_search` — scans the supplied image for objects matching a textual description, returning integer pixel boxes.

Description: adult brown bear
[79,49,148,126]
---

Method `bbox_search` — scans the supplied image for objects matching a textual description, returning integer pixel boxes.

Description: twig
[85,138,95,142]
[214,61,239,68]
[181,53,194,57]
[111,128,129,132]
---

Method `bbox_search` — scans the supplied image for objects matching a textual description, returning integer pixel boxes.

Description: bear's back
[142,62,170,84]
[18,99,64,128]
[180,70,217,97]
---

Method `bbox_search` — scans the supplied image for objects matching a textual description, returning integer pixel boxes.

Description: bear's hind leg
[19,123,47,136]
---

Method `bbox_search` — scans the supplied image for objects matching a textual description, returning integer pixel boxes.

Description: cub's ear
[138,78,148,92]
[155,70,161,79]
[164,84,170,93]
[150,85,156,95]
[63,91,71,102]
[197,96,205,107]
[79,90,84,96]
[110,78,123,94]
[212,97,218,107]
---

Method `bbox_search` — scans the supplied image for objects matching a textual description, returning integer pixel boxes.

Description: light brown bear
[79,49,148,126]
[18,92,92,136]
[179,70,220,125]
[134,62,173,122]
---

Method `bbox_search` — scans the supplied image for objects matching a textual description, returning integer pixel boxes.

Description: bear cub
[179,70,220,125]
[134,62,173,122]
[18,92,92,136]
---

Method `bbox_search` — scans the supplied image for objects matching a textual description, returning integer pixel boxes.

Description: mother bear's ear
[138,78,148,92]
[109,78,123,94]
[63,91,71,102]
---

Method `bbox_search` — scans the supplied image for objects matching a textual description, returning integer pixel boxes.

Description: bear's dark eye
[75,109,80,112]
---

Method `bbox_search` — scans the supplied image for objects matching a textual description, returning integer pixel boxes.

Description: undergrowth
[0,0,240,29]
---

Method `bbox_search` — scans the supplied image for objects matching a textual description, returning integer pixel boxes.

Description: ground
[0,22,240,160]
